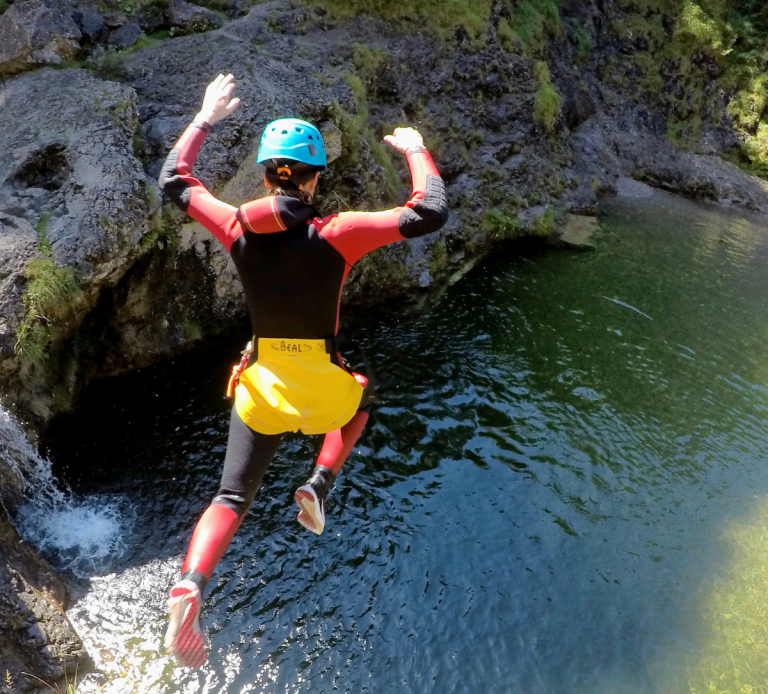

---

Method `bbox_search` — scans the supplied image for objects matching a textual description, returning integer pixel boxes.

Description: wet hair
[263,158,324,203]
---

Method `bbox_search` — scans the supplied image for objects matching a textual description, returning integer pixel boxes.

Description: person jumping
[158,73,448,668]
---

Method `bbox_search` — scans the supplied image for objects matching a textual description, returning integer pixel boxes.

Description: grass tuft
[14,215,83,364]
[508,0,562,56]
[533,61,562,133]
[481,208,520,240]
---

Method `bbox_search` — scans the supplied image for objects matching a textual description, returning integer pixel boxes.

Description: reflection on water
[33,189,768,693]
[686,498,768,694]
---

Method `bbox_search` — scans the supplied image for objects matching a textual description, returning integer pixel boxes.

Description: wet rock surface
[571,108,768,212]
[0,411,90,693]
[0,67,149,419]
[166,0,225,34]
[0,513,91,694]
[0,0,82,77]
[0,0,765,425]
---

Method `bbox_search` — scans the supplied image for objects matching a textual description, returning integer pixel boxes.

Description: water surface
[30,190,768,693]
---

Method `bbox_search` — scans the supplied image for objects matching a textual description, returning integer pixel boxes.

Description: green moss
[23,259,81,324]
[533,62,561,133]
[87,49,130,81]
[351,44,387,85]
[15,258,82,362]
[36,214,52,254]
[497,18,516,51]
[429,238,448,276]
[676,0,726,51]
[570,19,591,64]
[727,72,768,133]
[368,136,400,201]
[326,60,402,205]
[507,0,562,56]
[308,0,492,41]
[727,121,768,178]
[345,73,366,104]
[666,114,703,148]
[528,206,557,237]
[481,208,520,240]
[142,203,178,251]
[180,320,203,343]
[601,0,768,180]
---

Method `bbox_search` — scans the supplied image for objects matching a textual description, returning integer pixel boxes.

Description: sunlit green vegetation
[311,0,492,41]
[533,61,562,133]
[505,0,561,55]
[15,217,82,364]
[480,207,520,240]
[607,0,768,177]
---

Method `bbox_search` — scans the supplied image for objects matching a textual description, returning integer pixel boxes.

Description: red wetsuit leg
[181,505,242,586]
[316,410,370,476]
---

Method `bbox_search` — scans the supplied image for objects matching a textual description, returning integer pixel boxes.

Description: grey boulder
[0,0,82,77]
[167,0,225,35]
[107,23,143,49]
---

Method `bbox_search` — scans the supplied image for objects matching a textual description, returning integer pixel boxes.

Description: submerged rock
[0,0,82,77]
[616,177,654,198]
[553,214,599,251]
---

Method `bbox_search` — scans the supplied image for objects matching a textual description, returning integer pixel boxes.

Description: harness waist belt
[258,337,329,360]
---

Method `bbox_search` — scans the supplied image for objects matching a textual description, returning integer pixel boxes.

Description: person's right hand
[383,127,425,154]
[196,73,240,125]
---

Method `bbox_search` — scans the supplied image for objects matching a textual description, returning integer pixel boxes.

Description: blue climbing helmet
[256,118,326,168]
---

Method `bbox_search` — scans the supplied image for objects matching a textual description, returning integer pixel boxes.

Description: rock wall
[0,409,89,693]
[1,0,767,425]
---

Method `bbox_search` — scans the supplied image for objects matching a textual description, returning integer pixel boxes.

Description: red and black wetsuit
[159,120,448,591]
[160,121,447,341]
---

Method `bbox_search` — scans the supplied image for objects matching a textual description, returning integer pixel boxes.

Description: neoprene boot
[294,466,335,535]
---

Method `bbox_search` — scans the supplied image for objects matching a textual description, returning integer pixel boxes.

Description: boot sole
[295,487,325,535]
[166,588,206,668]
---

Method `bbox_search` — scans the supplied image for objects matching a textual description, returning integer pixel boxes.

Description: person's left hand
[196,73,240,125]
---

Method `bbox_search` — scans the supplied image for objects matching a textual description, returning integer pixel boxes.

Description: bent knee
[212,492,252,517]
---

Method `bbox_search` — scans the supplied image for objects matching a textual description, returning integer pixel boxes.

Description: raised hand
[383,127,426,154]
[196,73,241,126]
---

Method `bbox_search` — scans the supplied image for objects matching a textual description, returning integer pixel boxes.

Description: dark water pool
[28,189,768,693]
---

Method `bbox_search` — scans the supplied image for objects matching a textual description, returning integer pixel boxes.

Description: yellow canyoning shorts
[234,338,364,436]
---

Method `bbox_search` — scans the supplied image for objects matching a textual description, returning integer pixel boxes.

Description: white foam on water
[16,499,131,576]
[0,405,132,577]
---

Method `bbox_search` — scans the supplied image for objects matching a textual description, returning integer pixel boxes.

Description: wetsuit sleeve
[158,123,243,252]
[317,149,449,266]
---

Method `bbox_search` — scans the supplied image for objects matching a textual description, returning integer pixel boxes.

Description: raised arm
[158,74,243,252]
[315,127,449,265]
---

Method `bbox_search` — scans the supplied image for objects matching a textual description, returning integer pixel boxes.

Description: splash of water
[0,405,131,577]
[0,405,43,489]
